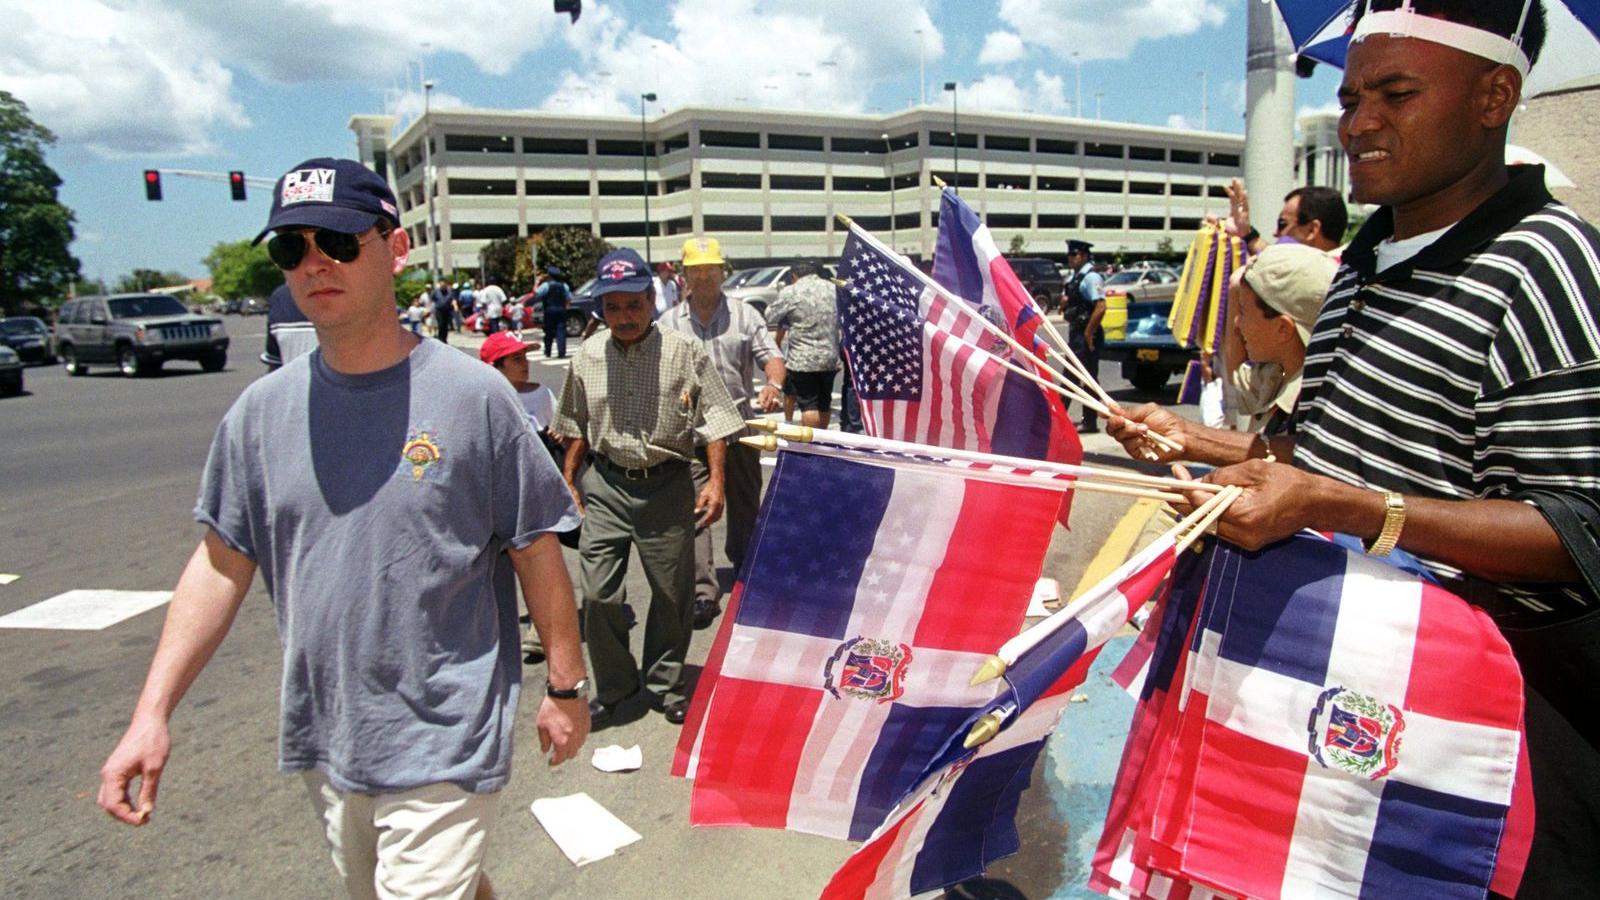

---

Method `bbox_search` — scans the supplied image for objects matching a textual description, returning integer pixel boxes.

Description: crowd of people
[95,2,1596,896]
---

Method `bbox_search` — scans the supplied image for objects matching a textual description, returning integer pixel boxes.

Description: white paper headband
[1352,5,1533,77]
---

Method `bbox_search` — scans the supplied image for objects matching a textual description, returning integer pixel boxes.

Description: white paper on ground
[0,590,172,630]
[591,744,642,773]
[530,793,642,866]
[1027,577,1061,617]
[0,574,20,585]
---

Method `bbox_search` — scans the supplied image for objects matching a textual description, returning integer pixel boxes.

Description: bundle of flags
[1167,224,1246,356]
[1092,533,1535,899]
[837,204,1080,484]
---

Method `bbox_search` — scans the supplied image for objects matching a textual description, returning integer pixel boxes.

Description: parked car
[723,263,836,318]
[0,345,22,395]
[0,316,55,364]
[55,293,229,377]
[1003,257,1066,313]
[515,278,602,334]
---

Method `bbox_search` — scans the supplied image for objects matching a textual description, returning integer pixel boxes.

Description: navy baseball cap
[593,249,654,296]
[252,157,401,245]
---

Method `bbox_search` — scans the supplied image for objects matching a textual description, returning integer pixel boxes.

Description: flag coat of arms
[837,231,1079,469]
[1093,535,1534,900]
[676,448,1063,841]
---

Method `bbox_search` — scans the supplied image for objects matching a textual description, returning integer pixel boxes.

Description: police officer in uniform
[1061,239,1106,433]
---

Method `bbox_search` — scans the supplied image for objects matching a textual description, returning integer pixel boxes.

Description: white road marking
[0,574,18,585]
[0,590,172,631]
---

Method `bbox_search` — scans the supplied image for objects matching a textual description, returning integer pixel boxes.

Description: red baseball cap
[479,331,536,365]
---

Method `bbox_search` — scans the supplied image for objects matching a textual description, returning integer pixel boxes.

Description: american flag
[839,231,1068,462]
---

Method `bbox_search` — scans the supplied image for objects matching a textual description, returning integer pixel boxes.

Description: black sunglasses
[1275,218,1291,234]
[267,228,383,270]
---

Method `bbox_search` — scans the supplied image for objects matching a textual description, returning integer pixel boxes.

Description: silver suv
[55,293,229,377]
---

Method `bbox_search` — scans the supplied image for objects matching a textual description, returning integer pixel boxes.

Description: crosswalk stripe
[0,590,172,631]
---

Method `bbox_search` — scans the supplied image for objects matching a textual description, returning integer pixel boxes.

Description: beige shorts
[301,771,499,900]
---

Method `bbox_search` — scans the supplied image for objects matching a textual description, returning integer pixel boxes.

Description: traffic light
[143,169,162,201]
[229,170,247,201]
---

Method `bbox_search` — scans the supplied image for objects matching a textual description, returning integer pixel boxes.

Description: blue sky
[4,0,1344,285]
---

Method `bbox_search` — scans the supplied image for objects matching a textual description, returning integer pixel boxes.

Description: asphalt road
[0,315,1187,899]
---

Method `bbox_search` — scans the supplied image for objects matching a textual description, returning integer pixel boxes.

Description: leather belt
[593,455,687,481]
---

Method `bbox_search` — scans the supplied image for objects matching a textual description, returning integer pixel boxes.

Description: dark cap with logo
[252,157,401,245]
[1066,239,1095,255]
[593,248,655,296]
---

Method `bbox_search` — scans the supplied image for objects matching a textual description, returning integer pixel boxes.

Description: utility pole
[641,92,657,264]
[423,80,439,286]
[1245,0,1297,227]
[883,133,896,250]
[915,28,926,105]
[945,82,959,195]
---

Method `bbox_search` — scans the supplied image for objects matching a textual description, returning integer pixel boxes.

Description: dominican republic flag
[823,536,1180,899]
[932,187,1051,362]
[837,230,1081,476]
[673,448,1064,841]
[1093,534,1535,900]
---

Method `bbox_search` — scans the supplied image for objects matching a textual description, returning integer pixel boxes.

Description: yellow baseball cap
[681,237,725,267]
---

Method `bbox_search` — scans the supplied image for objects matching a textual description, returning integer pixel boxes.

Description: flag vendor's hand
[1108,404,1188,464]
[1190,459,1316,551]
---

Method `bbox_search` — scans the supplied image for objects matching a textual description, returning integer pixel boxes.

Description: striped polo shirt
[1293,165,1600,617]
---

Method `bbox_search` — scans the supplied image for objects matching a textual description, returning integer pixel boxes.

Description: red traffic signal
[229,170,247,201]
[143,169,162,201]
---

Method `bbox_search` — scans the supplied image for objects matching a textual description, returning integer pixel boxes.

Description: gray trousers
[692,441,762,605]
[579,462,696,706]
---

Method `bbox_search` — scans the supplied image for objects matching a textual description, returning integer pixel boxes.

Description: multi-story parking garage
[350,105,1252,274]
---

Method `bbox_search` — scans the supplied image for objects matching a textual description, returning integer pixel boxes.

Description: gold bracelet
[1366,491,1406,557]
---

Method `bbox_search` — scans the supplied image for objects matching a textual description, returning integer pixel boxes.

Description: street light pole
[1073,52,1082,120]
[944,82,958,195]
[641,92,657,264]
[915,28,926,106]
[882,132,896,250]
[423,80,439,286]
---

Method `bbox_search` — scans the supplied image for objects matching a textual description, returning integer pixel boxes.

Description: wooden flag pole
[837,213,1182,454]
[746,420,1221,496]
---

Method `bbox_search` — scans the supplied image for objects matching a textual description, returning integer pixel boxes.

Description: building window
[1129,181,1166,196]
[701,172,762,190]
[1170,183,1203,197]
[1085,215,1123,229]
[448,178,517,196]
[770,174,825,191]
[524,179,591,196]
[988,213,1031,228]
[664,176,692,194]
[930,171,978,188]
[831,136,888,154]
[886,133,919,151]
[834,176,890,192]
[985,135,1030,152]
[1208,184,1230,198]
[1129,216,1166,230]
[1038,214,1079,229]
[986,173,1031,191]
[1171,217,1202,230]
[599,221,655,238]
[1209,152,1242,167]
[701,130,761,149]
[1037,138,1078,155]
[771,215,827,232]
[372,150,389,177]
[664,216,694,235]
[450,223,519,240]
[597,180,655,196]
[892,172,919,190]
[928,131,979,149]
[1085,178,1124,194]
[769,133,825,151]
[702,214,765,232]
[1170,149,1203,164]
[596,139,656,157]
[1129,145,1166,162]
[1085,142,1124,159]
[523,136,589,155]
[850,215,891,231]
[663,133,690,153]
[893,212,921,230]
[444,134,515,153]
[1038,175,1078,192]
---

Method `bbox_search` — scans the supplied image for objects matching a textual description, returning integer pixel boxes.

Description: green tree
[0,91,80,315]
[114,269,189,293]
[480,236,525,293]
[523,227,612,291]
[1006,233,1028,255]
[203,239,283,300]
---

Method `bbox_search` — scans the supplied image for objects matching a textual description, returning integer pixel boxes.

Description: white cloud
[995,0,1227,62]
[951,71,1070,116]
[0,0,248,155]
[542,0,944,115]
[1167,113,1195,130]
[1298,101,1342,119]
[978,31,1026,66]
[388,88,469,122]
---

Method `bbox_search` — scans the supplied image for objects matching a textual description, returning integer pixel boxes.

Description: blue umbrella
[1275,0,1600,95]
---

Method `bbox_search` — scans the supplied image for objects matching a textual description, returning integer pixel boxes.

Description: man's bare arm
[98,530,256,826]
[1107,403,1292,467]
[696,438,727,528]
[507,534,589,766]
[562,436,589,516]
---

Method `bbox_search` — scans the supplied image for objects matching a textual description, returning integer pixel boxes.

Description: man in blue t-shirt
[537,266,572,358]
[98,158,588,899]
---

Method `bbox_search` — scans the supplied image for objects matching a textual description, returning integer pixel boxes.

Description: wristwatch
[546,678,589,700]
[1366,491,1406,557]
[1244,226,1261,245]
